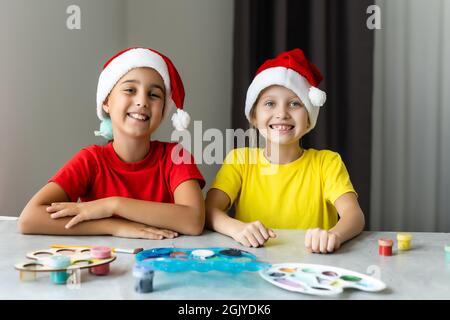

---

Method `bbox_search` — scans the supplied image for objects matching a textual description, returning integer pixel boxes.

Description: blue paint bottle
[48,256,71,285]
[133,264,154,293]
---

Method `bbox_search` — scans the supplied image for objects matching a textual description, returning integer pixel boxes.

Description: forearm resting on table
[329,208,365,244]
[112,197,204,236]
[18,204,120,235]
[206,206,242,237]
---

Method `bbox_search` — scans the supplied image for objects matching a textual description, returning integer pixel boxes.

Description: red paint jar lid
[91,246,111,259]
[378,238,393,246]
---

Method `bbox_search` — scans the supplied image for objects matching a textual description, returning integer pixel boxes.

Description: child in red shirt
[18,48,205,239]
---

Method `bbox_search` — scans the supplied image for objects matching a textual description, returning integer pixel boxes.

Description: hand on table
[47,199,113,229]
[112,220,178,240]
[304,228,341,253]
[231,220,277,248]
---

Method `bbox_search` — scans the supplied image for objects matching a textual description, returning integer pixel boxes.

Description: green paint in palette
[340,275,362,282]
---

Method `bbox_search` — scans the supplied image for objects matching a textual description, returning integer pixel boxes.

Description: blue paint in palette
[135,247,270,273]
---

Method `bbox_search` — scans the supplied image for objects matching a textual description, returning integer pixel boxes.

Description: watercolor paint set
[135,247,269,273]
[14,246,116,284]
[259,263,386,296]
[15,246,387,296]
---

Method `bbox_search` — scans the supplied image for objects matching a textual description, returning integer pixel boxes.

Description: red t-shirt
[49,141,205,203]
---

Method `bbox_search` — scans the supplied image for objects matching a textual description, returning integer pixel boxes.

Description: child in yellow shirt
[206,49,365,253]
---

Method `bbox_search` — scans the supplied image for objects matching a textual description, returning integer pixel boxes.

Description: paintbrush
[51,244,143,254]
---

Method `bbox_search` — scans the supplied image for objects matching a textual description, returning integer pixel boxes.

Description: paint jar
[133,264,154,293]
[445,245,450,264]
[397,233,412,251]
[48,256,71,284]
[378,238,393,256]
[89,246,111,276]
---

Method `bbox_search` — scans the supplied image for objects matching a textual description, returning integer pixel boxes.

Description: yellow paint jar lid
[397,233,412,241]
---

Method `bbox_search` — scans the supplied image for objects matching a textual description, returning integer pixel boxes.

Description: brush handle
[51,244,142,254]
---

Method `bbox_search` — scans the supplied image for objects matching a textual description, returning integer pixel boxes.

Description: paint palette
[14,247,116,281]
[259,263,386,296]
[135,247,270,273]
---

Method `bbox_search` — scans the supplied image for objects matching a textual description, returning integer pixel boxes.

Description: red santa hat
[245,48,326,132]
[96,47,190,131]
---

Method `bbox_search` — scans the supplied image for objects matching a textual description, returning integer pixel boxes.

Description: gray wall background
[0,0,234,216]
[371,0,450,232]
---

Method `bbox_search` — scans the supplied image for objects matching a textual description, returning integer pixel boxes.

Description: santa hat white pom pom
[171,109,191,131]
[308,86,327,107]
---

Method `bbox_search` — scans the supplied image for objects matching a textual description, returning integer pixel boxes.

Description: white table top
[1,219,449,300]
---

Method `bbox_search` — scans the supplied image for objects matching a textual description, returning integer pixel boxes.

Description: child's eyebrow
[261,95,299,100]
[120,79,164,91]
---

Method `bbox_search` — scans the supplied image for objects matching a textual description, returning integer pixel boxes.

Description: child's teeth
[129,113,147,120]
[272,125,292,130]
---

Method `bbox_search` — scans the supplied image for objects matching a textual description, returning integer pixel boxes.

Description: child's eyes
[289,101,302,108]
[123,88,135,94]
[148,92,162,99]
[123,88,161,99]
[263,101,302,108]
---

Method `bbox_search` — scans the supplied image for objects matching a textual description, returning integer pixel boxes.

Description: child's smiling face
[102,67,165,140]
[251,85,309,145]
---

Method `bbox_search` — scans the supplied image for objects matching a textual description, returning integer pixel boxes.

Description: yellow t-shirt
[210,148,356,230]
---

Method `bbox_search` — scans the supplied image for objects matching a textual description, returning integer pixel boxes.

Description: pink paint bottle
[89,246,111,276]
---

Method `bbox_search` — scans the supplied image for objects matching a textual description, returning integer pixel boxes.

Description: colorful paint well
[89,246,111,276]
[191,249,215,260]
[340,275,362,282]
[133,264,154,293]
[170,251,188,258]
[47,256,71,284]
[378,238,393,256]
[397,233,412,251]
[219,249,242,257]
[322,271,338,277]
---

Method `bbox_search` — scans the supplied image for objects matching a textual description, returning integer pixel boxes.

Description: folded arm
[45,180,205,236]
[18,182,117,235]
[109,180,205,235]
[18,182,179,239]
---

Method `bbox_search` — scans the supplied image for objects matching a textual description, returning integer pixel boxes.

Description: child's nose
[134,93,148,108]
[275,105,289,118]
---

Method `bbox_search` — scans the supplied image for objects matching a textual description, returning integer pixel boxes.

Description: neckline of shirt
[105,141,160,171]
[258,148,308,167]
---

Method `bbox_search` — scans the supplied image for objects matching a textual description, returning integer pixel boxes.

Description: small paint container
[89,246,111,276]
[48,256,71,285]
[445,245,450,263]
[397,233,412,251]
[378,238,393,256]
[133,264,154,293]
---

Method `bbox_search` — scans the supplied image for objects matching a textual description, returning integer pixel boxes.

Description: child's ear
[102,97,110,114]
[249,111,257,127]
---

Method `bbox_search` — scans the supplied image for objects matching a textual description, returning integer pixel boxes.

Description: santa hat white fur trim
[245,67,326,132]
[171,109,191,131]
[96,48,189,130]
